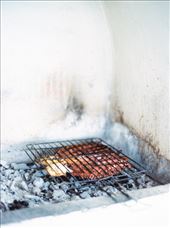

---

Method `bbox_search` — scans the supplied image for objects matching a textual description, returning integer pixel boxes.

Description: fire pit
[0,138,159,214]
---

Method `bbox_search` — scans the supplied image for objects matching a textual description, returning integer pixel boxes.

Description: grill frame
[25,138,146,185]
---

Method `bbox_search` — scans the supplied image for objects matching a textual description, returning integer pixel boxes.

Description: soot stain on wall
[66,96,84,120]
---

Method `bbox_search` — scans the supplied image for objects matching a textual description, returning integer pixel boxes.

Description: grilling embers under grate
[25,138,157,200]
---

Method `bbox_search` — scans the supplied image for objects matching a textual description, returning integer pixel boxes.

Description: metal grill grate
[25,138,149,198]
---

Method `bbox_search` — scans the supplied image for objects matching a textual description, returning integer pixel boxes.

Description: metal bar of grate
[69,139,143,181]
[26,138,147,183]
[59,141,104,181]
[43,142,96,182]
[60,141,110,179]
[66,140,131,180]
[28,143,79,183]
[46,141,105,182]
[71,140,133,176]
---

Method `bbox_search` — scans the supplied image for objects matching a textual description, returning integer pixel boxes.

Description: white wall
[103,1,170,160]
[1,1,113,147]
[2,1,169,164]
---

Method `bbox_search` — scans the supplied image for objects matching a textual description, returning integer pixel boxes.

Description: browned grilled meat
[38,142,132,179]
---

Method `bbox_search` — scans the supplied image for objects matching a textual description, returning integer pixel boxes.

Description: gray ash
[0,161,157,212]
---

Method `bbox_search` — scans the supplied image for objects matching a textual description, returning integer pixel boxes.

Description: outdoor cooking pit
[0,138,160,213]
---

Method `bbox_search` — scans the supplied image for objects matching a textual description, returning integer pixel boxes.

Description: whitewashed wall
[103,1,170,160]
[1,1,113,148]
[2,1,169,165]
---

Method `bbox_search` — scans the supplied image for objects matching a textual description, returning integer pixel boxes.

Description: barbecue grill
[25,138,155,199]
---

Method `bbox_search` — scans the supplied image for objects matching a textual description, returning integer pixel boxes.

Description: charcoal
[52,189,68,201]
[30,164,42,169]
[13,170,20,178]
[19,181,28,191]
[8,200,29,210]
[146,181,153,188]
[45,191,53,199]
[71,195,80,200]
[28,183,34,189]
[0,160,9,169]
[24,173,30,181]
[0,157,156,212]
[66,188,79,195]
[33,177,44,188]
[32,170,47,178]
[42,181,50,191]
[10,176,23,190]
[73,181,81,189]
[41,189,47,193]
[136,174,146,186]
[0,175,6,181]
[60,183,69,193]
[138,185,144,189]
[103,186,117,194]
[92,190,103,197]
[48,183,57,191]
[4,169,14,177]
[32,187,41,195]
[25,194,41,201]
[6,179,13,187]
[53,189,65,198]
[80,186,90,192]
[80,191,90,199]
[11,163,30,170]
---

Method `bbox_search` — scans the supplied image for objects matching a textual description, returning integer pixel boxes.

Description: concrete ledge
[1,184,169,225]
[1,196,115,225]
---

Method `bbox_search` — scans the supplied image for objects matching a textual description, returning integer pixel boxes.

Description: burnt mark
[119,111,124,124]
[115,109,124,124]
[66,96,84,120]
[118,119,162,157]
[114,106,162,157]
